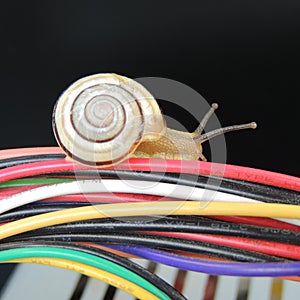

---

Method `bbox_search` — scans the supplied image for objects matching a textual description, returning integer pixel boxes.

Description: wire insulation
[0,241,184,300]
[5,232,282,262]
[0,155,299,191]
[0,247,169,300]
[2,201,300,241]
[108,245,300,277]
[8,257,158,300]
[0,180,260,214]
[0,148,300,290]
[12,216,300,246]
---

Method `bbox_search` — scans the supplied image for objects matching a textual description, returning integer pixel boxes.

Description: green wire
[0,247,170,300]
[0,178,73,189]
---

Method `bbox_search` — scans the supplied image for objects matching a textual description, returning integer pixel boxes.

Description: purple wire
[107,244,300,277]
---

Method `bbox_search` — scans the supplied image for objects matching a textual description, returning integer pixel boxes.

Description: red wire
[203,275,218,300]
[0,157,299,191]
[0,159,88,183]
[211,216,300,232]
[148,231,300,260]
[127,158,300,191]
[1,185,300,232]
[173,269,187,293]
[0,186,165,203]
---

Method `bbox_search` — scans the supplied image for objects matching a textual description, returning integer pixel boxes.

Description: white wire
[0,179,259,214]
[278,218,300,227]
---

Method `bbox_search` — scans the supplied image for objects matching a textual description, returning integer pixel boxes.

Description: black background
[0,1,299,176]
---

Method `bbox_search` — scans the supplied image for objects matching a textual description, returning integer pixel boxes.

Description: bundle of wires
[0,147,300,299]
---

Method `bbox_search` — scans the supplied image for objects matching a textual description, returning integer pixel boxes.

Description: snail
[53,73,257,167]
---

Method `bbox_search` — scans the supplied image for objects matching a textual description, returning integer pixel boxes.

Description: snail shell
[53,73,257,167]
[53,73,166,167]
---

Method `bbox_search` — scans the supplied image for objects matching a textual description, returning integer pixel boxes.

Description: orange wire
[78,242,137,258]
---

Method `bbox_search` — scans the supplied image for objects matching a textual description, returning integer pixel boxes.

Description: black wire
[0,154,65,169]
[103,285,117,300]
[69,274,89,300]
[2,154,298,296]
[0,241,186,300]
[4,212,300,247]
[4,232,284,263]
[0,203,90,222]
[0,264,16,294]
[1,200,299,248]
[1,154,299,204]
[2,202,300,246]
[46,169,300,205]
[2,201,300,247]
[0,202,92,222]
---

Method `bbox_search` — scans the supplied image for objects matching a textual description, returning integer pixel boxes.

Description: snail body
[134,128,203,160]
[53,73,256,167]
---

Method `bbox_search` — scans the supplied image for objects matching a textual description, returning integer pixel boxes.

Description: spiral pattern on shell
[53,73,166,167]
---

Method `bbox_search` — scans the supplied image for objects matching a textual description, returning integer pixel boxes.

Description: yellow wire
[271,278,283,300]
[7,258,159,300]
[0,201,300,240]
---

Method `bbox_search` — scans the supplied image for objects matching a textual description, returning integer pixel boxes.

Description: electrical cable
[0,241,185,300]
[3,189,296,233]
[0,246,169,300]
[1,156,299,208]
[3,232,286,263]
[0,149,300,288]
[0,170,299,230]
[3,208,300,259]
[203,275,218,300]
[0,154,65,169]
[2,201,300,241]
[173,269,187,293]
[2,176,299,208]
[150,232,300,260]
[0,187,166,204]
[0,159,86,183]
[2,180,300,233]
[11,215,300,246]
[0,155,299,191]
[211,215,300,232]
[0,179,261,214]
[103,285,117,300]
[69,274,89,300]
[0,178,72,189]
[0,203,90,222]
[39,170,300,205]
[0,147,63,159]
[1,179,299,232]
[1,157,299,206]
[87,243,136,259]
[108,245,300,277]
[2,134,300,300]
[9,257,159,300]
